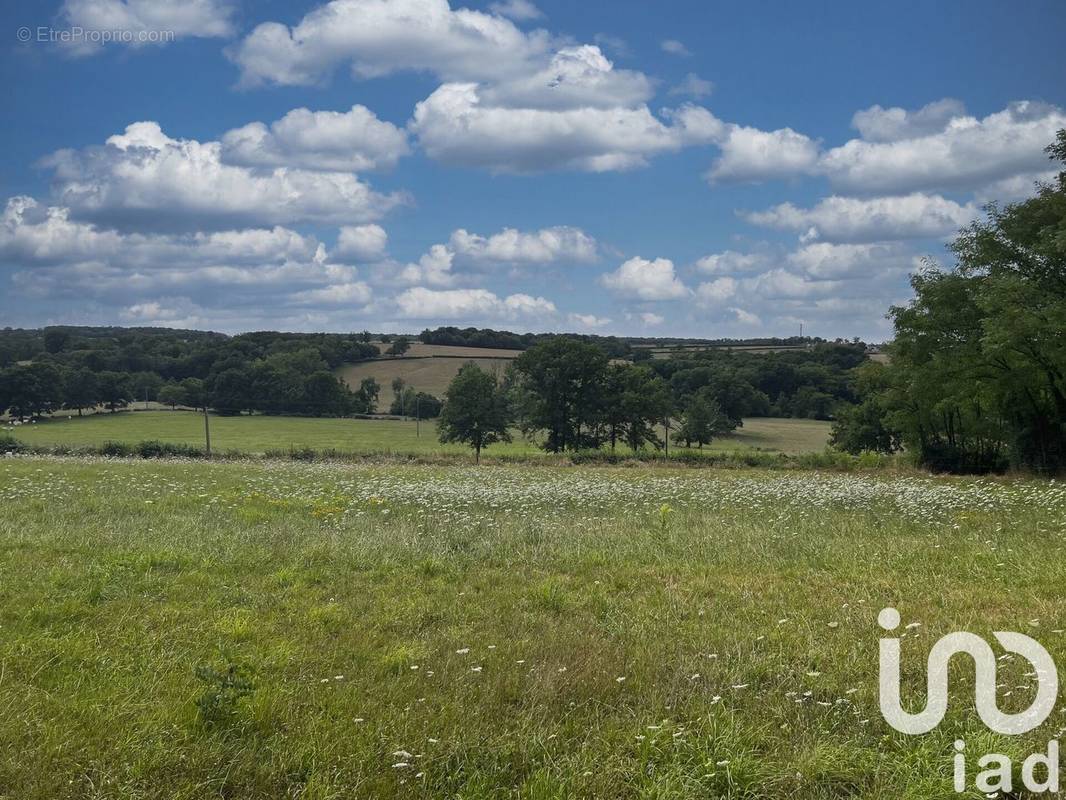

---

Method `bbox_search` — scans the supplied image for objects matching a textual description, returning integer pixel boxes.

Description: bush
[0,433,25,454]
[133,440,205,459]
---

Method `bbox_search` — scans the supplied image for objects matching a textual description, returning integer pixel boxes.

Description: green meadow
[1,456,1065,798]
[6,410,832,457]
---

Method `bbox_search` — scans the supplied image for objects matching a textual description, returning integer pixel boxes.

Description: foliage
[194,662,255,727]
[389,388,442,419]
[856,130,1066,473]
[674,389,735,448]
[385,336,411,356]
[437,364,512,462]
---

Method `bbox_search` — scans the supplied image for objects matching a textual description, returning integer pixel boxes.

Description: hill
[337,343,521,408]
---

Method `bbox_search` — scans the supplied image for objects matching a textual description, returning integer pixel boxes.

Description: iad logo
[878,607,1058,735]
[878,607,1062,794]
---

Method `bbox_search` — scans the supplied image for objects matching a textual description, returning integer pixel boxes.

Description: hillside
[336,343,521,408]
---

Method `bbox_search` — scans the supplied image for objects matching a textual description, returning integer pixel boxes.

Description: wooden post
[203,405,211,458]
[416,394,420,437]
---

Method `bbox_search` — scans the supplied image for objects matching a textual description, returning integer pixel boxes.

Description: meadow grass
[6,411,831,457]
[1,456,1064,798]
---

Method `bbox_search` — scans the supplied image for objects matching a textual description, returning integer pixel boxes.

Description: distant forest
[0,324,870,424]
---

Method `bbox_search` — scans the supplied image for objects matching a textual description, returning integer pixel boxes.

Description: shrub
[0,433,25,454]
[194,662,255,728]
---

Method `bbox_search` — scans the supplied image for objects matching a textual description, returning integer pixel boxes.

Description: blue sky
[2,0,1064,340]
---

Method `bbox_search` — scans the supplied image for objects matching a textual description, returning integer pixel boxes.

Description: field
[6,411,832,457]
[2,456,1065,798]
[338,343,521,408]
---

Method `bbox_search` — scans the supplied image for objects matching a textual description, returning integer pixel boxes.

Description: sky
[1,0,1064,341]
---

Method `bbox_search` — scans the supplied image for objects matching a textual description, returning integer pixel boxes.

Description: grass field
[2,456,1065,798]
[6,411,832,457]
[338,343,521,409]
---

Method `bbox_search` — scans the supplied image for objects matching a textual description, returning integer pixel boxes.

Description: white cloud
[60,0,235,54]
[221,105,409,172]
[741,268,841,299]
[411,82,721,172]
[448,225,598,264]
[669,73,714,99]
[787,242,917,279]
[850,98,966,142]
[821,100,1066,193]
[488,0,543,21]
[744,192,978,243]
[707,124,820,182]
[639,312,664,326]
[729,307,761,325]
[393,286,555,319]
[228,0,551,87]
[290,281,373,306]
[660,39,691,57]
[568,312,611,328]
[694,276,737,306]
[600,256,688,301]
[694,249,772,275]
[479,45,653,110]
[333,224,389,262]
[396,244,457,287]
[43,122,403,232]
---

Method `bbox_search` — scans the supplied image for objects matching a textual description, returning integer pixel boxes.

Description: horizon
[2,1,1064,340]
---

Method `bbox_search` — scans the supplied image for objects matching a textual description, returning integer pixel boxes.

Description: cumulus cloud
[395,244,457,287]
[393,286,556,319]
[787,242,917,279]
[333,224,388,262]
[694,249,773,275]
[228,0,551,87]
[638,312,664,326]
[821,100,1066,194]
[850,98,966,142]
[60,0,235,54]
[0,195,382,316]
[707,124,820,182]
[448,225,598,264]
[743,192,978,243]
[600,256,688,301]
[740,268,841,299]
[568,312,611,328]
[221,105,409,172]
[42,121,403,232]
[290,281,373,306]
[694,276,737,306]
[411,81,721,173]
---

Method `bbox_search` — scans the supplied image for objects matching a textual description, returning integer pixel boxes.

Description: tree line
[435,337,868,460]
[831,130,1066,474]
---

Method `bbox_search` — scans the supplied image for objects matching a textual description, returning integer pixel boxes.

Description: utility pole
[144,387,149,410]
[416,393,421,438]
[203,404,211,458]
[663,417,670,458]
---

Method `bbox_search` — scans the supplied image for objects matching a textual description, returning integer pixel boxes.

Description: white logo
[878,607,1057,735]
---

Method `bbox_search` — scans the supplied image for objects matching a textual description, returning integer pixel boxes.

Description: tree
[43,329,71,354]
[437,364,512,463]
[869,130,1066,472]
[63,368,98,416]
[128,371,163,405]
[209,368,253,415]
[95,371,131,413]
[356,377,380,413]
[180,378,207,411]
[0,363,65,419]
[514,338,609,451]
[386,336,411,356]
[390,388,442,419]
[302,371,352,416]
[158,382,186,410]
[675,389,734,448]
[605,365,673,452]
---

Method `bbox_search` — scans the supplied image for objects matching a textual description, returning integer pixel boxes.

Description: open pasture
[1,456,1065,797]
[6,411,832,457]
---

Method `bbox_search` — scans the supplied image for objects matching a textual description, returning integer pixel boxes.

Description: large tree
[514,338,609,452]
[865,130,1066,472]
[437,364,511,463]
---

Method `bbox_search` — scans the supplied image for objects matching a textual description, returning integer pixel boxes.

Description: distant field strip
[6,411,831,455]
